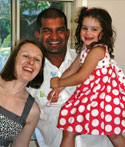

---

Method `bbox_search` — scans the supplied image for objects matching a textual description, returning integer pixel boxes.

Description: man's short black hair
[36,7,68,32]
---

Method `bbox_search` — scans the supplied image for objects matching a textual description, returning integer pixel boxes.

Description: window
[0,0,11,71]
[20,1,65,40]
[20,0,74,47]
[0,0,74,71]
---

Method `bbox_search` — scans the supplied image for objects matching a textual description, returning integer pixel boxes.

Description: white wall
[75,0,125,72]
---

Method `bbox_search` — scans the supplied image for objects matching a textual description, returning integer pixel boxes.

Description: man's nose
[51,31,58,40]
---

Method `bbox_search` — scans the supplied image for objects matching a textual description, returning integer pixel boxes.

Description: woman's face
[80,16,102,47]
[15,43,43,84]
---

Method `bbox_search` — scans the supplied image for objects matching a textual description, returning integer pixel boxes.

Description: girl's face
[80,17,102,47]
[15,43,43,84]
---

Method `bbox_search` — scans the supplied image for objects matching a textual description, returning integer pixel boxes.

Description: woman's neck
[0,76,27,96]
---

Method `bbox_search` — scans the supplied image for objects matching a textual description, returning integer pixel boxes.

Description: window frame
[11,0,75,47]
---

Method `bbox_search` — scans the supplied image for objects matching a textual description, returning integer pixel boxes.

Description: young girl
[48,7,125,147]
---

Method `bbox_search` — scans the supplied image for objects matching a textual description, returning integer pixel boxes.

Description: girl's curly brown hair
[75,7,116,59]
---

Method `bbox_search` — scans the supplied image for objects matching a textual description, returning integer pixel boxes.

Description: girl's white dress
[57,44,125,135]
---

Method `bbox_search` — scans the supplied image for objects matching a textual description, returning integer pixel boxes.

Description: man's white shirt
[27,48,77,147]
[27,47,115,147]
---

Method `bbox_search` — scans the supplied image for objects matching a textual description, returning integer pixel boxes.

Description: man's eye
[42,29,51,33]
[57,28,66,32]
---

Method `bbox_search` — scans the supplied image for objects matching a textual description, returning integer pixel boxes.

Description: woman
[0,39,45,147]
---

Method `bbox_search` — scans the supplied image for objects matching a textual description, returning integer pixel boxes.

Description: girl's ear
[35,31,40,40]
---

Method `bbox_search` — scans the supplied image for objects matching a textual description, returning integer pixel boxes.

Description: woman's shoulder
[31,100,40,117]
[27,95,40,122]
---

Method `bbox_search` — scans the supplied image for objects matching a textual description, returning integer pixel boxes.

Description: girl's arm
[47,87,63,102]
[51,46,105,88]
[61,54,80,79]
[48,55,80,101]
[50,54,80,89]
[12,102,40,147]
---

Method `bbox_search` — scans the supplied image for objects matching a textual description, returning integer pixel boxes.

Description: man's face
[38,17,70,55]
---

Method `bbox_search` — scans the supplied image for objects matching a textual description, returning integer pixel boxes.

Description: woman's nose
[28,57,34,64]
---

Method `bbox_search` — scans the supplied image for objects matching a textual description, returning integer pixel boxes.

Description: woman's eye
[35,58,41,62]
[23,55,29,58]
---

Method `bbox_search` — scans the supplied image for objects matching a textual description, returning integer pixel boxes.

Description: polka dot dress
[57,44,125,135]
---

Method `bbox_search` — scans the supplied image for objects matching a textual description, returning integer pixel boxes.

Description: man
[28,8,77,147]
[28,8,115,147]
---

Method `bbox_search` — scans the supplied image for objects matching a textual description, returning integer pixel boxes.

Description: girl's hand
[47,89,57,102]
[47,87,64,103]
[50,77,60,88]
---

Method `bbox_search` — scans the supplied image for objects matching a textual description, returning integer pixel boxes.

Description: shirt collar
[64,47,74,63]
[45,47,76,68]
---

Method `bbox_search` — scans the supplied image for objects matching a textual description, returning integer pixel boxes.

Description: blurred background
[0,0,125,73]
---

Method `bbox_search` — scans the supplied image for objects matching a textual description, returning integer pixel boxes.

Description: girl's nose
[86,30,90,35]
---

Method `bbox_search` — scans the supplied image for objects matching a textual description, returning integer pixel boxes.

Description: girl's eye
[92,28,98,31]
[81,27,87,30]
[81,27,88,31]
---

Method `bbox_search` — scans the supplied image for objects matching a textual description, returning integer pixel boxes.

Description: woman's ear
[35,31,40,40]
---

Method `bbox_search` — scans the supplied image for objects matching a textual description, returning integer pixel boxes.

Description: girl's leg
[60,130,77,147]
[107,134,125,147]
